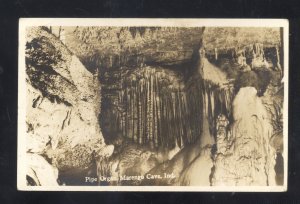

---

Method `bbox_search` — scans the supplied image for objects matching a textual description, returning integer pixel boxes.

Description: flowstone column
[212,87,277,186]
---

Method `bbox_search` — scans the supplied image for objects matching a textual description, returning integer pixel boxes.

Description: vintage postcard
[18,18,288,191]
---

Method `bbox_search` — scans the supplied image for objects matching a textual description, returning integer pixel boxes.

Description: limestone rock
[212,87,276,186]
[178,146,213,186]
[26,153,59,186]
[25,27,111,182]
[141,141,202,186]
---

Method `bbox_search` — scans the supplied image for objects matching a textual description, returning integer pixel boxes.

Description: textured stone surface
[212,87,277,186]
[63,27,205,71]
[26,153,59,186]
[25,27,111,184]
[178,146,213,186]
[203,27,281,51]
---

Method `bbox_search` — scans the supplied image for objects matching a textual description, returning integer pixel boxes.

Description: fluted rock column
[212,87,276,186]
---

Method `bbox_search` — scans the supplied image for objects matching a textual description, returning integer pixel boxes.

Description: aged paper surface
[18,18,288,191]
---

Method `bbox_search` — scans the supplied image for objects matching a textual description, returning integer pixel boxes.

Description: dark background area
[0,0,299,203]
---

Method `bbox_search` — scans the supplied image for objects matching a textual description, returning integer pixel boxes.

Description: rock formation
[177,145,213,186]
[211,87,277,186]
[26,153,59,186]
[25,27,113,185]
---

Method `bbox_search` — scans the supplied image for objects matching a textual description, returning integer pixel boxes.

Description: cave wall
[25,27,113,185]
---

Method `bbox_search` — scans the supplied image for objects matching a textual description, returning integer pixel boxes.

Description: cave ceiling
[62,26,281,72]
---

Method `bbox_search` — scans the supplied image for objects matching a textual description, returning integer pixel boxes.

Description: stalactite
[215,48,218,60]
[186,75,234,144]
[118,66,196,150]
[101,59,234,151]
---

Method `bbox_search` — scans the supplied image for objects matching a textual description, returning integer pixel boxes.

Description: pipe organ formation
[100,64,237,149]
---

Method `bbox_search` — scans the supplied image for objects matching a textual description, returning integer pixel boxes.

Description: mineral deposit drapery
[118,67,198,149]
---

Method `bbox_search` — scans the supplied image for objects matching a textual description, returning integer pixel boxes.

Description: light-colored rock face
[25,27,111,184]
[26,81,108,170]
[212,87,276,186]
[26,153,59,186]
[178,146,213,186]
[201,58,228,86]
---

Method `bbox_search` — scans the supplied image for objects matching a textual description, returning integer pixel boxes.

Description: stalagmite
[215,114,230,154]
[251,43,269,69]
[212,87,277,186]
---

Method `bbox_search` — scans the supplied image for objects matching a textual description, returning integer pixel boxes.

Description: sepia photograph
[17,19,288,191]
